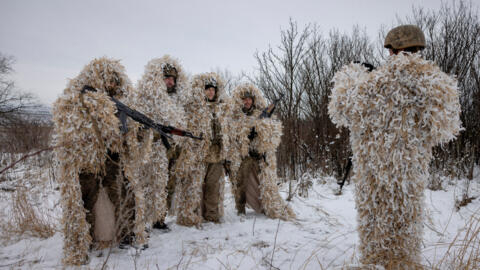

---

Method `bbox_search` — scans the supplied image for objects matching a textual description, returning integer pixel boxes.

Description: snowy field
[1,155,479,269]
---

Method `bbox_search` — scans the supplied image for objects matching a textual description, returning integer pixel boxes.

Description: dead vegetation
[431,210,480,270]
[0,187,56,242]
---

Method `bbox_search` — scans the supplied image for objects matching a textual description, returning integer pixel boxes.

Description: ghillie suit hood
[132,55,188,128]
[329,53,461,268]
[129,55,188,226]
[53,57,147,265]
[175,72,232,226]
[228,83,295,220]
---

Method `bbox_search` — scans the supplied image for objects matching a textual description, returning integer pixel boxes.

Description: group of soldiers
[53,55,294,264]
[53,23,462,269]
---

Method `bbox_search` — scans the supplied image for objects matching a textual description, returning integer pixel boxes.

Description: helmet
[204,76,218,89]
[241,91,255,100]
[161,62,178,78]
[384,25,426,50]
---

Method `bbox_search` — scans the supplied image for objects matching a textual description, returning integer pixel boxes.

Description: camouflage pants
[79,152,135,244]
[202,162,224,222]
[234,157,263,215]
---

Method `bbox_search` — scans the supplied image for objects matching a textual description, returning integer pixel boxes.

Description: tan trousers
[79,152,135,244]
[235,157,263,214]
[202,162,224,222]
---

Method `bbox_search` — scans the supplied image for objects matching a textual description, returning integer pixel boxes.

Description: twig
[176,243,186,270]
[0,259,25,268]
[0,146,57,174]
[216,258,230,269]
[263,257,280,270]
[270,217,282,269]
[101,245,114,270]
[270,181,301,268]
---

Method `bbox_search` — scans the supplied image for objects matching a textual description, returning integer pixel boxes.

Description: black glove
[223,160,231,176]
[248,127,257,140]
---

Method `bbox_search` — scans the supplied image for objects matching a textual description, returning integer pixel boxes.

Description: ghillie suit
[228,83,295,220]
[53,57,147,265]
[175,72,232,226]
[329,53,461,268]
[130,55,188,227]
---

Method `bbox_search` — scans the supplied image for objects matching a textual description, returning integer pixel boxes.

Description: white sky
[0,0,448,105]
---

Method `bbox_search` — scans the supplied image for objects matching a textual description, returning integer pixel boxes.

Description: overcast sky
[1,0,449,105]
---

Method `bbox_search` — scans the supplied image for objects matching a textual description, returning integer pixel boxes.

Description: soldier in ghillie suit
[228,83,295,220]
[175,72,232,226]
[53,57,147,265]
[328,25,461,269]
[130,55,188,230]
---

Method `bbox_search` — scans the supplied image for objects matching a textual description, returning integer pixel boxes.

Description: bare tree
[210,67,246,95]
[301,25,378,177]
[0,53,39,126]
[254,19,310,186]
[0,53,51,153]
[253,20,378,191]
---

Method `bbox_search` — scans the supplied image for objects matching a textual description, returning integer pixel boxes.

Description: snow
[1,160,480,269]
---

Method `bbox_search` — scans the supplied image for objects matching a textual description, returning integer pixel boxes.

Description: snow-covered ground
[1,158,479,269]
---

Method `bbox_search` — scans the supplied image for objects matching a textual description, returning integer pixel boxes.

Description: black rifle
[338,157,352,192]
[259,93,284,119]
[353,61,375,72]
[248,93,285,140]
[81,85,202,150]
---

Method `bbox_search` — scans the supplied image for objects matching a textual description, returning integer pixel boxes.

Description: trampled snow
[0,158,479,269]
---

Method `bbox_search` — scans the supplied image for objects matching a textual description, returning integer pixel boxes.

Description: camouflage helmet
[204,76,218,89]
[161,62,178,78]
[241,91,255,100]
[384,25,426,50]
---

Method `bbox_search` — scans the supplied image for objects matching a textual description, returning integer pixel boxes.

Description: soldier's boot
[152,221,170,231]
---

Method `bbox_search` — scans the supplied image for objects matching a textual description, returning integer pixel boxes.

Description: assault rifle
[335,157,352,195]
[248,93,285,140]
[259,93,284,119]
[81,85,202,150]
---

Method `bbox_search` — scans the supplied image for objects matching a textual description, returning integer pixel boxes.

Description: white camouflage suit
[53,57,147,265]
[228,83,296,221]
[174,72,231,226]
[329,53,461,268]
[129,55,188,227]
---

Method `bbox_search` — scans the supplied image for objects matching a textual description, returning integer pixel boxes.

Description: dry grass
[0,187,56,241]
[431,211,480,270]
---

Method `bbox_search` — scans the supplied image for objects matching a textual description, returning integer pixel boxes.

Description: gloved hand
[223,160,232,176]
[248,127,257,140]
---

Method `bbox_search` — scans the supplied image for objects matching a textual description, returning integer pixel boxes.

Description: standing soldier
[175,72,231,226]
[130,55,188,230]
[228,83,295,220]
[329,25,461,268]
[53,57,147,265]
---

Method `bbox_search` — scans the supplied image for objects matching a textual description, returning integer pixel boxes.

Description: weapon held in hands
[81,85,202,150]
[249,93,285,139]
[259,93,284,119]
